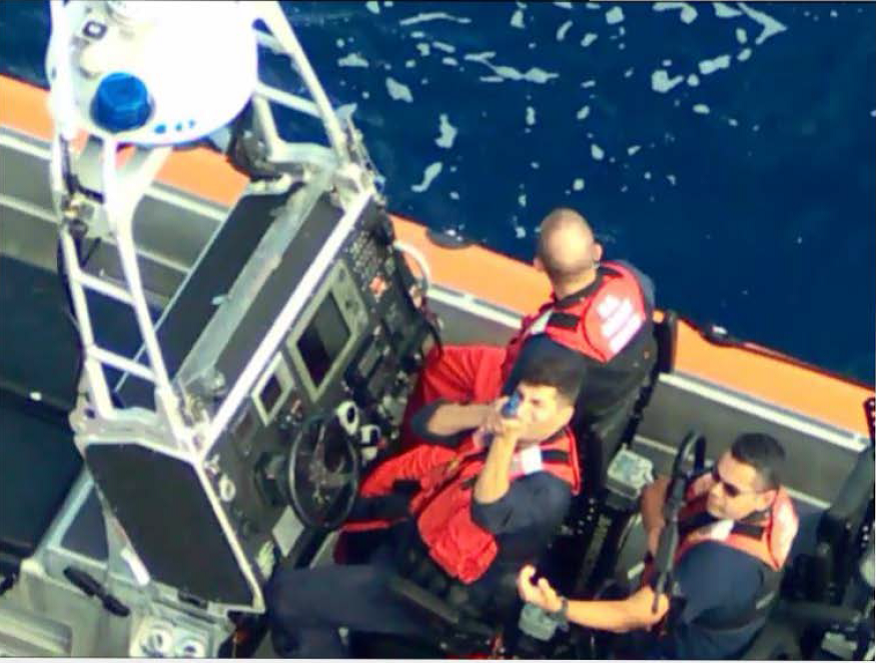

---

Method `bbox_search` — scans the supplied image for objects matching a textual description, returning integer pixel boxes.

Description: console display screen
[297,294,350,390]
[260,374,283,415]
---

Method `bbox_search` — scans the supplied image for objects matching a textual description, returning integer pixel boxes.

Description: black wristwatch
[547,596,570,630]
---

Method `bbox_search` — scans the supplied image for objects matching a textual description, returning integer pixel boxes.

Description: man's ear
[755,489,777,512]
[534,255,545,272]
[592,242,604,263]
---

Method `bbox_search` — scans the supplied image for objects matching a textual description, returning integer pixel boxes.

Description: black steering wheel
[287,413,361,531]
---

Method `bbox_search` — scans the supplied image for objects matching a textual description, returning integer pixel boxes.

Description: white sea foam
[666,174,677,186]
[698,54,731,75]
[442,57,459,66]
[653,2,698,24]
[591,144,605,161]
[712,2,742,18]
[651,69,684,93]
[554,2,573,8]
[511,8,526,28]
[687,73,700,86]
[435,114,458,149]
[556,20,573,41]
[518,193,528,208]
[405,59,417,68]
[400,12,472,26]
[463,52,559,83]
[336,103,358,121]
[692,103,710,114]
[365,1,381,14]
[416,43,431,57]
[736,27,748,43]
[576,106,591,120]
[737,3,788,45]
[624,67,634,78]
[432,41,456,53]
[737,48,752,62]
[581,32,599,47]
[386,77,414,102]
[450,191,460,200]
[627,145,641,155]
[572,178,585,191]
[581,79,597,88]
[411,162,443,192]
[338,53,369,68]
[605,6,624,24]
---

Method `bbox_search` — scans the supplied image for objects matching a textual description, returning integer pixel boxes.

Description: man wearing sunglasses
[517,433,799,659]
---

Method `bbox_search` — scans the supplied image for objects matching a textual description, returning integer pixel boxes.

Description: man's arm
[472,401,522,504]
[420,402,493,437]
[640,475,670,555]
[517,566,670,633]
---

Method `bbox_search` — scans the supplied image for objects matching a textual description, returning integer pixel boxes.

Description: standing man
[267,352,583,657]
[516,433,799,659]
[404,207,656,489]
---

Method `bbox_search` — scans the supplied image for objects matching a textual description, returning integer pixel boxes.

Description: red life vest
[346,428,580,584]
[501,261,650,380]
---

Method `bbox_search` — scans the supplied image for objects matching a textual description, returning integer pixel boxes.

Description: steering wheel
[286,413,361,531]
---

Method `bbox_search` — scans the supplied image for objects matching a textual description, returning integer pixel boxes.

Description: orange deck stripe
[674,321,871,436]
[2,75,870,436]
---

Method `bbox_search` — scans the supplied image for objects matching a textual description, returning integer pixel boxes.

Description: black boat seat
[0,390,82,579]
[349,574,508,658]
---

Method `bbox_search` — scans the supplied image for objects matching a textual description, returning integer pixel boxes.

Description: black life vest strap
[547,311,579,330]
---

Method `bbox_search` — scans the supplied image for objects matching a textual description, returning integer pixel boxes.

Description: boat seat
[348,574,506,658]
[0,390,82,580]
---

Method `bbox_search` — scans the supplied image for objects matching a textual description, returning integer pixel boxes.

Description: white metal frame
[44,0,377,623]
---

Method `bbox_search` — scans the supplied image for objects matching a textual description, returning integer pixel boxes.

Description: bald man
[398,208,655,493]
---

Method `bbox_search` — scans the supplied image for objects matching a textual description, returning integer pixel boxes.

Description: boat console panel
[87,182,431,609]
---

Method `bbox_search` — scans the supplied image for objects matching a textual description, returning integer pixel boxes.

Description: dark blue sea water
[1,1,873,385]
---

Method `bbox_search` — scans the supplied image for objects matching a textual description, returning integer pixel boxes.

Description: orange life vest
[346,428,580,584]
[501,261,651,380]
[673,472,799,572]
[643,472,799,630]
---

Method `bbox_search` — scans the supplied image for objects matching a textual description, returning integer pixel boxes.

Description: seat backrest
[0,389,82,578]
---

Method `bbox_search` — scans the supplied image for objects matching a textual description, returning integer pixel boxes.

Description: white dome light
[46,1,258,146]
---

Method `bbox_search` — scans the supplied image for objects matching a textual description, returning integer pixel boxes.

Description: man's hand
[481,396,526,447]
[517,565,563,612]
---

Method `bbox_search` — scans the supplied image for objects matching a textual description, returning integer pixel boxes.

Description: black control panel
[105,184,432,605]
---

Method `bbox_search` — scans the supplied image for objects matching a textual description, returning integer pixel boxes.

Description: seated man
[266,352,583,658]
[516,433,799,660]
[403,207,656,489]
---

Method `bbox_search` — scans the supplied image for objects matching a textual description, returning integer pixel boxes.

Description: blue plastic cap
[91,72,152,132]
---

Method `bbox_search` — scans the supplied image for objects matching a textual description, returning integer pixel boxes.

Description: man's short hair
[730,433,786,491]
[510,338,584,405]
[536,208,595,282]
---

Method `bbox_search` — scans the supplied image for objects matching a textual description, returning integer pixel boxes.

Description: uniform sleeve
[471,472,572,535]
[408,399,470,447]
[672,542,762,624]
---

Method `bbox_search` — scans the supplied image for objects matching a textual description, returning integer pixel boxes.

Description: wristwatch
[547,596,570,630]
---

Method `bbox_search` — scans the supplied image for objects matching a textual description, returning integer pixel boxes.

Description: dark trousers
[265,553,434,658]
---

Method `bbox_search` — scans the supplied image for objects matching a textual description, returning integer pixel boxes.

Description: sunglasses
[710,465,762,499]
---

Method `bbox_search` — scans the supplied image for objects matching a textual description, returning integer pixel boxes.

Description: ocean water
[1,1,873,385]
